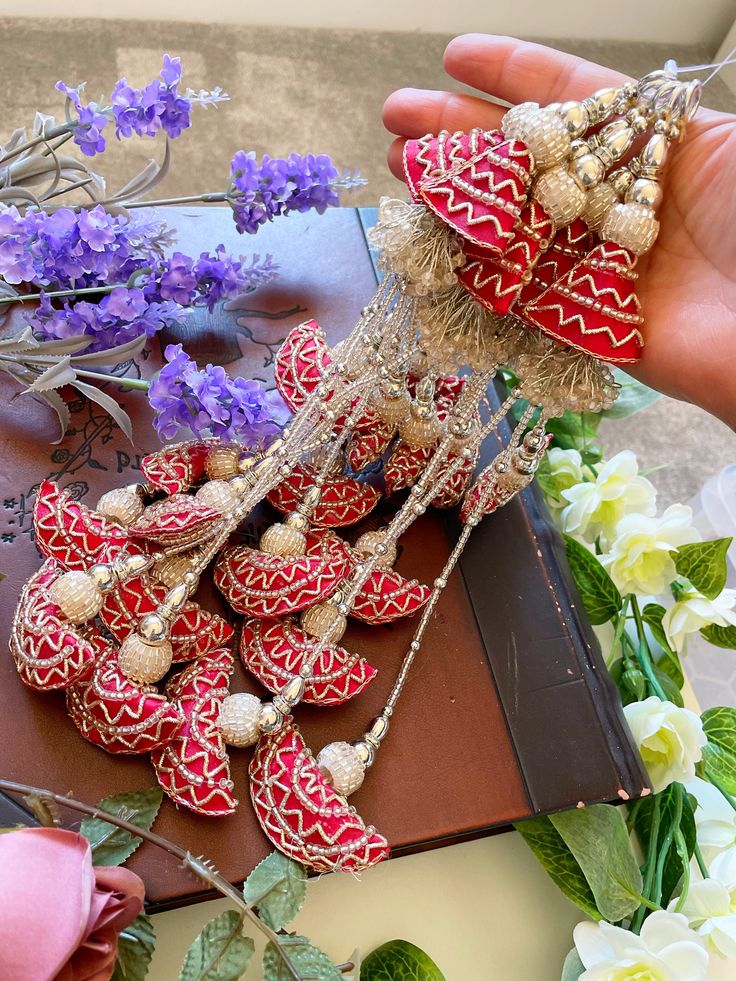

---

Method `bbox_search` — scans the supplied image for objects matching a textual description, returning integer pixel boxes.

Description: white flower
[574,910,709,980]
[547,447,585,505]
[663,588,736,653]
[669,848,736,959]
[601,505,701,596]
[561,450,656,545]
[686,777,736,863]
[623,697,707,793]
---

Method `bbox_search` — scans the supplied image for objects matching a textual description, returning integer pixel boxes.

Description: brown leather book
[0,206,647,910]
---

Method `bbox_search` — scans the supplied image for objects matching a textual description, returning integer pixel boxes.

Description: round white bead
[196,479,239,514]
[218,692,263,747]
[48,571,103,624]
[118,633,173,684]
[96,488,145,527]
[317,741,366,796]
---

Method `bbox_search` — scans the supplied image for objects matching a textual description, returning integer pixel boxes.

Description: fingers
[387,137,406,180]
[382,87,505,139]
[444,34,631,106]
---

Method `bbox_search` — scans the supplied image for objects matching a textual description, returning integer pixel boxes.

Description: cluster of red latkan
[403,128,643,363]
[11,478,238,816]
[12,362,432,872]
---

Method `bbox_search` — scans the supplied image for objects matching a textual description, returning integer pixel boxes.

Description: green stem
[0,284,117,306]
[123,191,228,209]
[694,842,710,879]
[74,369,150,391]
[633,893,661,912]
[630,596,667,700]
[704,768,736,813]
[652,788,682,908]
[626,797,643,831]
[0,123,71,166]
[631,795,661,933]
[608,595,632,668]
[673,827,690,912]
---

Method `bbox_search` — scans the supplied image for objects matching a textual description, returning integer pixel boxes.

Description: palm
[383,35,736,427]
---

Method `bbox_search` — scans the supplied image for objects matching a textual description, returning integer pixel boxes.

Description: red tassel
[517,218,595,307]
[457,201,555,314]
[522,242,644,363]
[403,128,502,202]
[419,140,533,253]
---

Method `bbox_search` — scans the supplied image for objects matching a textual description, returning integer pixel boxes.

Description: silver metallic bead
[352,740,375,767]
[48,570,103,624]
[218,692,263,747]
[626,178,662,209]
[258,702,284,734]
[569,152,605,190]
[354,530,396,570]
[317,741,366,796]
[87,563,116,592]
[557,100,588,138]
[139,612,168,644]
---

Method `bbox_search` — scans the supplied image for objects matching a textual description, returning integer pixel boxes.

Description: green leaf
[633,786,696,905]
[701,707,736,794]
[546,411,602,455]
[564,535,623,625]
[80,788,162,867]
[243,851,307,931]
[643,603,684,689]
[672,538,732,601]
[701,623,736,650]
[602,370,661,419]
[514,815,600,920]
[560,948,585,981]
[112,913,155,981]
[179,911,254,981]
[263,937,341,981]
[549,804,643,922]
[360,940,445,981]
[653,668,684,707]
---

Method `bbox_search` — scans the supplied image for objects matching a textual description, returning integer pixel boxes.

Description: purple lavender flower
[56,82,108,156]
[141,246,278,310]
[148,343,289,443]
[227,150,356,234]
[110,55,192,142]
[27,290,181,352]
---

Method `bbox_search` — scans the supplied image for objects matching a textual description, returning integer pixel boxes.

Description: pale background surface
[3,13,736,979]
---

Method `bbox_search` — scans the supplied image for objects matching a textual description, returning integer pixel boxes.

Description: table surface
[148,831,733,980]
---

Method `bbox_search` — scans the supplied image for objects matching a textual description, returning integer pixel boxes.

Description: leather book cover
[0,206,648,910]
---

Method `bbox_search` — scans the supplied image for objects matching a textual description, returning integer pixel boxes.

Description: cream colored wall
[5,0,736,47]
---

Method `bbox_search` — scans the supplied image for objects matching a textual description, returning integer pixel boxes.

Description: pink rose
[0,827,145,981]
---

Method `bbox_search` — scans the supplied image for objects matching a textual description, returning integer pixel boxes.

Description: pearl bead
[96,487,145,527]
[205,445,240,480]
[196,479,239,514]
[118,633,173,684]
[49,571,103,624]
[260,522,307,556]
[317,741,366,796]
[300,603,346,643]
[218,692,263,747]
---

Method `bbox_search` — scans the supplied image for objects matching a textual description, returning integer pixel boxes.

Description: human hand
[383,34,736,428]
